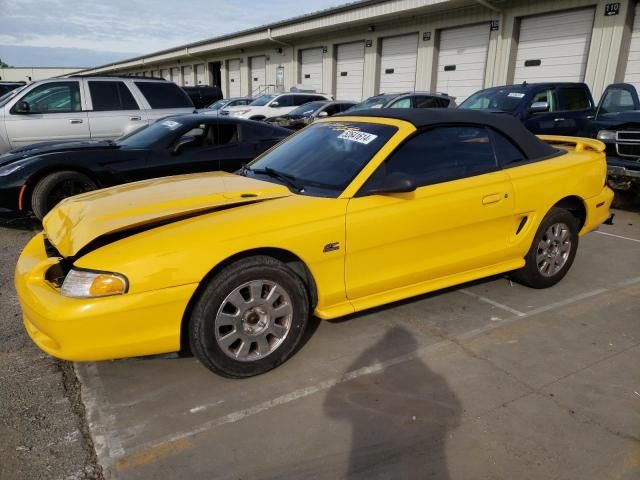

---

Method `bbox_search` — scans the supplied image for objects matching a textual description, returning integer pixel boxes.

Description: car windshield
[288,101,327,117]
[0,85,27,108]
[246,121,397,197]
[459,88,528,113]
[116,118,184,148]
[346,95,397,112]
[250,94,278,106]
[207,99,230,110]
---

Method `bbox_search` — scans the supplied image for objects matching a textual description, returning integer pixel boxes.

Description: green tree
[0,58,10,68]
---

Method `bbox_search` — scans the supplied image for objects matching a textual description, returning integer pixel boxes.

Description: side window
[16,81,81,113]
[339,103,354,112]
[557,87,591,111]
[322,104,340,116]
[529,89,557,112]
[276,95,295,107]
[88,81,139,111]
[365,126,497,190]
[134,81,193,108]
[599,88,635,114]
[292,95,312,106]
[203,123,238,146]
[415,96,450,108]
[490,130,527,165]
[389,97,411,109]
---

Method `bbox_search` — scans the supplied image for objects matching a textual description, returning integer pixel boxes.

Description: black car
[0,114,290,219]
[0,81,26,96]
[182,86,224,109]
[265,101,355,130]
[590,83,640,202]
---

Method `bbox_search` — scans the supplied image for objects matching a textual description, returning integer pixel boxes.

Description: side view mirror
[14,101,30,114]
[270,101,280,107]
[317,111,329,118]
[366,172,416,195]
[529,101,549,113]
[172,136,195,155]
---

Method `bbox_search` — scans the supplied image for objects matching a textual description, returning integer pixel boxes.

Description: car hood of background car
[0,140,118,168]
[43,172,292,258]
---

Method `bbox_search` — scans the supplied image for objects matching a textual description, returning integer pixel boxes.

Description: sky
[0,0,347,68]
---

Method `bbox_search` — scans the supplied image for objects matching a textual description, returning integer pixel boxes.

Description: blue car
[459,82,595,137]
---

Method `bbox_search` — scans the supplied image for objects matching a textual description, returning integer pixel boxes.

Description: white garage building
[78,0,638,103]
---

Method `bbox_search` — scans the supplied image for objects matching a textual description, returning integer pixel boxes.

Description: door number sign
[605,3,620,16]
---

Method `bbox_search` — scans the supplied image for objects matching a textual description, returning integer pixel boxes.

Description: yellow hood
[43,172,291,257]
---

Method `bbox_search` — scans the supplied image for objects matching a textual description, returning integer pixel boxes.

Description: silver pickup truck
[0,75,194,154]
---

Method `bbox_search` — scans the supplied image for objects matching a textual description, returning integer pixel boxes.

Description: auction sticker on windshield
[337,129,378,145]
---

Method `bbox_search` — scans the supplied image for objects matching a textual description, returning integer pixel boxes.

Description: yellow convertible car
[16,110,613,377]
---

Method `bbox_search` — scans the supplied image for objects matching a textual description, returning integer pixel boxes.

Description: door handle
[69,119,83,124]
[482,193,502,205]
[129,116,142,121]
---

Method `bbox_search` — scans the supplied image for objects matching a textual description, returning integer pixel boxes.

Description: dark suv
[460,83,595,137]
[591,83,640,201]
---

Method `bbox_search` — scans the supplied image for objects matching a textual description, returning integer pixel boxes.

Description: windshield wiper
[249,167,304,192]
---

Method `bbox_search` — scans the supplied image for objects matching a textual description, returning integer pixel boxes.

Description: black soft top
[336,108,560,160]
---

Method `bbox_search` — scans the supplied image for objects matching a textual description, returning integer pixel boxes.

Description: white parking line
[595,231,640,244]
[460,289,526,317]
[112,275,640,465]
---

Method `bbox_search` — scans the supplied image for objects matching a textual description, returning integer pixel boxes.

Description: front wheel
[510,208,579,289]
[189,256,310,378]
[31,171,97,220]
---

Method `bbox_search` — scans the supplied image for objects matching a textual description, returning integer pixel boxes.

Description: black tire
[31,171,97,220]
[510,208,579,289]
[189,255,310,378]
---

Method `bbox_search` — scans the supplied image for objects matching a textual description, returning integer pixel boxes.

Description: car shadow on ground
[0,213,40,232]
[323,325,462,479]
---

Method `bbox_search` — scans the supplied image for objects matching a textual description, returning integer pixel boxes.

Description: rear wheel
[31,171,97,220]
[189,256,310,378]
[510,208,579,289]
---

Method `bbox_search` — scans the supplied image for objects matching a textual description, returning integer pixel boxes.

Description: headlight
[60,269,128,298]
[597,130,616,142]
[230,109,251,116]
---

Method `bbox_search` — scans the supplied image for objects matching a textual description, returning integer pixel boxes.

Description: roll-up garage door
[182,65,192,86]
[227,59,241,97]
[436,23,490,103]
[300,48,323,92]
[336,42,365,101]
[624,3,640,91]
[195,64,206,85]
[514,8,595,84]
[250,56,266,95]
[170,67,180,84]
[160,69,169,80]
[379,34,418,94]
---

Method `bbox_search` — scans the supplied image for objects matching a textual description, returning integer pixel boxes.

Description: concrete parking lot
[1,209,639,479]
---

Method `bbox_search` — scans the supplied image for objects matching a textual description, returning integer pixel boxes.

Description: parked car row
[1,72,638,222]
